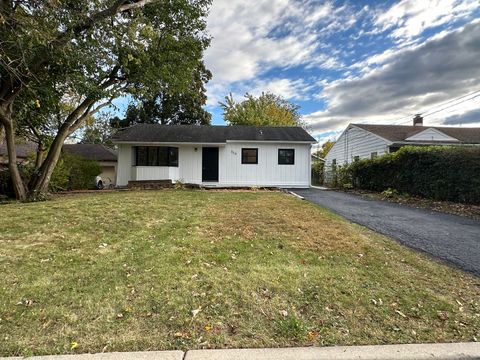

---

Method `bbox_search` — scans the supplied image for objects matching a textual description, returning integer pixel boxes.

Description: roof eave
[390,141,480,146]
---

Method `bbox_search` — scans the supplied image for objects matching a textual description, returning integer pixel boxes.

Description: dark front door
[202,147,219,182]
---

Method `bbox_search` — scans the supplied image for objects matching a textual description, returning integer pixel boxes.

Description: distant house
[63,144,118,186]
[324,116,480,174]
[112,124,316,188]
[0,142,37,167]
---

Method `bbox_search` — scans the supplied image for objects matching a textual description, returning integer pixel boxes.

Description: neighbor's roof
[353,124,480,144]
[112,124,316,143]
[0,141,37,158]
[63,144,117,162]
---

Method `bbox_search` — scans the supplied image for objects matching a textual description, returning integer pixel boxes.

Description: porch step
[127,180,173,190]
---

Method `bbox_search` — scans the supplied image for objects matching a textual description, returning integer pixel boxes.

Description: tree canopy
[219,92,302,127]
[314,140,335,159]
[0,0,211,200]
[115,62,212,127]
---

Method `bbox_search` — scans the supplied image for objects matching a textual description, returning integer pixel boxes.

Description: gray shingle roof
[112,124,316,143]
[0,141,37,158]
[353,124,480,144]
[63,144,117,162]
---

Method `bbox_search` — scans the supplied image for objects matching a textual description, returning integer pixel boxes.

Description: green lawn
[0,190,479,356]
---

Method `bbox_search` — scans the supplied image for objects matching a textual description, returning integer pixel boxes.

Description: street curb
[0,351,184,360]
[287,190,304,200]
[184,343,480,360]
[2,343,479,360]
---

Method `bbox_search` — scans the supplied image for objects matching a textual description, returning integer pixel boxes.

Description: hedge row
[346,146,480,204]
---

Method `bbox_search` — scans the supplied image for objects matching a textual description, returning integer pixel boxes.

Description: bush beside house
[0,154,100,198]
[336,146,480,204]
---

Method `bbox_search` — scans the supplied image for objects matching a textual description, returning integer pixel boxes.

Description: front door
[202,147,219,182]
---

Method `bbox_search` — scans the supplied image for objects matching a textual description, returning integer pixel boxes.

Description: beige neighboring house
[0,142,117,186]
[63,144,118,186]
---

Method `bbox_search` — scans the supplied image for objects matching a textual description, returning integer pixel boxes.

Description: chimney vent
[413,114,423,126]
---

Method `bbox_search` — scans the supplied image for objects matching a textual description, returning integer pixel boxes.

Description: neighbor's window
[135,146,178,167]
[278,149,295,165]
[371,152,378,159]
[241,148,258,164]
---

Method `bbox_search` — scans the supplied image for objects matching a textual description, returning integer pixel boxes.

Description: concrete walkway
[289,188,480,276]
[2,343,479,360]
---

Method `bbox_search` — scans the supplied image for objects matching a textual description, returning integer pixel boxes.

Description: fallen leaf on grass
[395,310,407,318]
[16,299,35,307]
[70,341,78,350]
[191,307,202,317]
[174,332,189,339]
[437,311,449,321]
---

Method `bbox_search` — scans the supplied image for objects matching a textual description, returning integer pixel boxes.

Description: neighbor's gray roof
[112,124,317,143]
[63,144,117,162]
[0,141,37,158]
[353,124,480,144]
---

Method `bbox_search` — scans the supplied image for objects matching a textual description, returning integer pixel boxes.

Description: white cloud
[207,77,318,108]
[374,0,479,39]
[204,0,353,103]
[304,21,480,135]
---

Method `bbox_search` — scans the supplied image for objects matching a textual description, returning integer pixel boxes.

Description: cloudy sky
[204,0,480,143]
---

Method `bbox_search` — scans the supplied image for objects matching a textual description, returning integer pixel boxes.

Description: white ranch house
[113,124,316,188]
[324,117,480,175]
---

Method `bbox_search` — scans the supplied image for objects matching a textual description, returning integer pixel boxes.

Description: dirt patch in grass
[0,190,479,356]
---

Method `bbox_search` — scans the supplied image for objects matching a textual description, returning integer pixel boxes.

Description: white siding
[220,142,310,187]
[115,142,311,188]
[324,125,390,171]
[178,145,203,183]
[406,128,459,142]
[135,166,179,182]
[116,144,133,186]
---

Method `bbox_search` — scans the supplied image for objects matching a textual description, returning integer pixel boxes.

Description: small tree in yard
[220,92,303,127]
[0,0,211,200]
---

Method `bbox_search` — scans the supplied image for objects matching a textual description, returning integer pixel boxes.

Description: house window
[371,152,378,159]
[241,148,258,164]
[135,146,178,167]
[278,149,295,165]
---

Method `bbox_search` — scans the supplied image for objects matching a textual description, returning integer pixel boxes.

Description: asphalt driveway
[290,188,480,276]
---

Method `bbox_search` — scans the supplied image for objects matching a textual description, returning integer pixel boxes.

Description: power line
[391,89,480,124]
[423,93,480,117]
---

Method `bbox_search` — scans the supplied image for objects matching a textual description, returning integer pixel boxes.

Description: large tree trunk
[28,125,70,195]
[0,113,27,200]
[34,141,45,169]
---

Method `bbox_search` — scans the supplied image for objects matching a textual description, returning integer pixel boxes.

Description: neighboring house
[0,141,37,167]
[63,144,118,186]
[324,116,480,175]
[112,124,316,188]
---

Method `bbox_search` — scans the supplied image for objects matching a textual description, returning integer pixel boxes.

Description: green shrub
[0,153,101,198]
[57,153,101,190]
[0,164,32,198]
[311,161,324,186]
[347,146,480,204]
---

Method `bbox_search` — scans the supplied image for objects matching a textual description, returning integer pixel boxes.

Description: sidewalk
[2,343,479,360]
